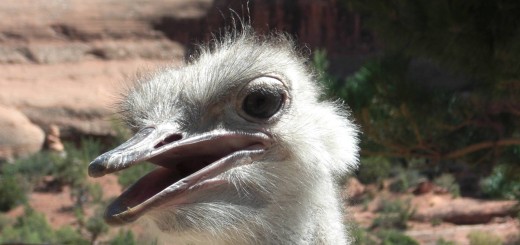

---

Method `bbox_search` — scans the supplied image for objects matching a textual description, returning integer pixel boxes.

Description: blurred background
[0,0,518,244]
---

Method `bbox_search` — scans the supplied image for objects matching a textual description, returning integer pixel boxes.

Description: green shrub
[345,1,520,165]
[389,169,422,193]
[372,199,414,230]
[109,230,138,245]
[0,174,27,211]
[468,231,502,245]
[0,206,89,244]
[0,214,10,230]
[0,207,56,243]
[55,226,90,245]
[436,238,456,245]
[1,137,106,211]
[2,137,103,191]
[480,164,520,200]
[87,183,104,203]
[434,174,460,197]
[55,137,102,188]
[377,229,419,245]
[313,49,341,99]
[85,208,109,242]
[357,157,392,185]
[351,223,378,245]
[4,151,55,186]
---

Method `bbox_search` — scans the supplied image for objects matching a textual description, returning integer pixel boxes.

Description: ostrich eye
[243,89,283,119]
[238,77,288,121]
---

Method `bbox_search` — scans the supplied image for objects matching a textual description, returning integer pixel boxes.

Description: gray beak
[88,124,271,225]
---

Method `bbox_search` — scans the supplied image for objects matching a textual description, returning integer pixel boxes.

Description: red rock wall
[152,0,374,55]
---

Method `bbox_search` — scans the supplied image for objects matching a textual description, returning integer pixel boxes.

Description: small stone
[0,106,45,161]
[46,124,65,152]
[413,180,434,195]
[345,177,366,199]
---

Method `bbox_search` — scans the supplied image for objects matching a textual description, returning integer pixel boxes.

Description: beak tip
[104,200,140,226]
[88,160,107,178]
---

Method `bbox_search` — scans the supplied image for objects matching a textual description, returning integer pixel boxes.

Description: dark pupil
[243,90,283,119]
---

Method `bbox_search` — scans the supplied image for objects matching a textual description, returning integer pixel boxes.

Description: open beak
[88,124,270,225]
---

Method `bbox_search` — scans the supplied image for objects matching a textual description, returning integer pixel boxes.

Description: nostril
[164,134,183,144]
[154,134,183,149]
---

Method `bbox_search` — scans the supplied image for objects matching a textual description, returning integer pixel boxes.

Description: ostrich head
[89,29,359,244]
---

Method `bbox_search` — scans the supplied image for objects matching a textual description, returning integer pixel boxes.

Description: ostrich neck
[152,178,350,245]
[262,178,350,244]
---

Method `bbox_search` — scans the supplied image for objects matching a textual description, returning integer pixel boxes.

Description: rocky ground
[0,1,518,245]
[345,179,519,244]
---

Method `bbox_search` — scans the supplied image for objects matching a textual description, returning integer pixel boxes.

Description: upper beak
[89,124,270,178]
[88,125,181,178]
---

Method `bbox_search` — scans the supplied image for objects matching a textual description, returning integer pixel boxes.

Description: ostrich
[89,28,359,244]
